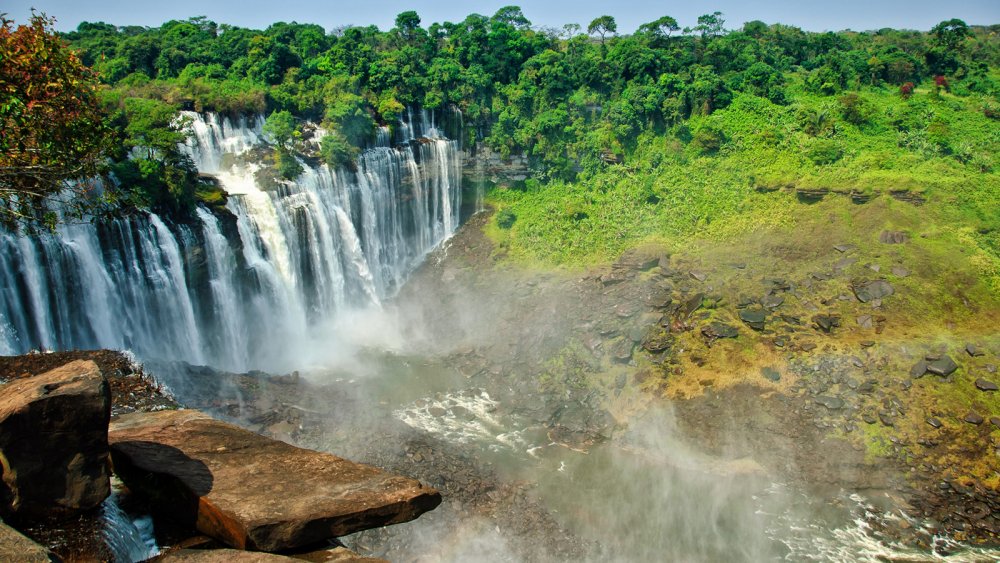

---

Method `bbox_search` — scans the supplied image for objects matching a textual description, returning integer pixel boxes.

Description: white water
[0,110,462,372]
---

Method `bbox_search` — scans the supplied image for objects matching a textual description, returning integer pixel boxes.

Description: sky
[3,0,998,34]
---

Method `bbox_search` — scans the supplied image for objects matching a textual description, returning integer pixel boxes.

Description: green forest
[1,8,998,278]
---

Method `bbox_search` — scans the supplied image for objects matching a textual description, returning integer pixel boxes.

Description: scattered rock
[761,367,781,382]
[834,257,858,270]
[926,356,958,377]
[681,293,705,318]
[812,314,841,333]
[739,309,767,331]
[0,520,53,562]
[965,344,984,357]
[860,340,875,348]
[815,396,845,410]
[891,266,910,278]
[689,270,707,282]
[878,231,909,244]
[964,412,984,425]
[878,411,895,427]
[926,417,942,429]
[701,322,739,342]
[109,410,441,551]
[852,280,894,303]
[974,378,998,392]
[642,330,672,354]
[910,360,928,378]
[834,244,855,253]
[150,549,303,561]
[800,342,817,352]
[856,315,873,329]
[761,294,784,309]
[0,360,111,520]
[611,339,634,364]
[991,417,1000,428]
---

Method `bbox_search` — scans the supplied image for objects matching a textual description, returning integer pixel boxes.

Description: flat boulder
[852,280,894,303]
[0,519,53,562]
[926,355,958,377]
[109,410,440,552]
[150,548,385,562]
[0,360,111,520]
[738,309,767,331]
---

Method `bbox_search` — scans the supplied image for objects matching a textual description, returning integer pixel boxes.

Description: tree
[637,16,679,40]
[263,109,298,148]
[930,19,970,52]
[695,12,726,38]
[492,6,531,31]
[394,11,421,41]
[587,16,617,45]
[0,13,114,230]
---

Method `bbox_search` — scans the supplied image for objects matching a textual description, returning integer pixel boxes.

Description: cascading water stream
[0,109,462,372]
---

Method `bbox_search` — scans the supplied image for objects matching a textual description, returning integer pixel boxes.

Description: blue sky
[4,0,998,33]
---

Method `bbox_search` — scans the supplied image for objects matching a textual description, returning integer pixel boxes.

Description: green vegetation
[1,8,997,246]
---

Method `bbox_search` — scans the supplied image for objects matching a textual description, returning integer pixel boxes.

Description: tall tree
[0,13,113,230]
[587,16,617,45]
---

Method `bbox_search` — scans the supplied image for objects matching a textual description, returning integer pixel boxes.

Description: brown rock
[109,410,441,551]
[293,546,388,562]
[0,519,53,562]
[151,548,301,562]
[0,360,111,520]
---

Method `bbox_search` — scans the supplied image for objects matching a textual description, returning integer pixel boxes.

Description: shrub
[899,82,914,99]
[806,139,844,165]
[691,125,726,154]
[496,208,517,229]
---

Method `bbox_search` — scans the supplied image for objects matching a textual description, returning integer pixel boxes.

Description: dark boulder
[739,309,767,331]
[852,280,894,303]
[0,360,111,520]
[926,356,958,377]
[975,378,998,392]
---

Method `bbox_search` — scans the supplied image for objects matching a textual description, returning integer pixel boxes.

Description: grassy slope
[484,86,1000,486]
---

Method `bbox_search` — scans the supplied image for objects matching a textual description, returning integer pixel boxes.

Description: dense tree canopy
[1,8,997,225]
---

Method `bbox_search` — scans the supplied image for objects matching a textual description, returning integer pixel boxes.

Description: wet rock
[109,410,441,551]
[879,231,909,244]
[891,266,910,278]
[852,280,894,303]
[611,339,634,364]
[910,360,928,378]
[815,396,845,410]
[974,378,998,392]
[642,330,672,354]
[964,412,984,425]
[739,309,767,331]
[965,344,984,357]
[681,293,705,318]
[0,360,111,520]
[926,417,943,429]
[926,356,958,377]
[811,314,841,333]
[0,520,53,562]
[701,322,739,342]
[761,367,781,382]
[614,247,664,272]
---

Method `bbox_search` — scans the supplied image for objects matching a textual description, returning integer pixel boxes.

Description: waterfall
[0,110,462,372]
